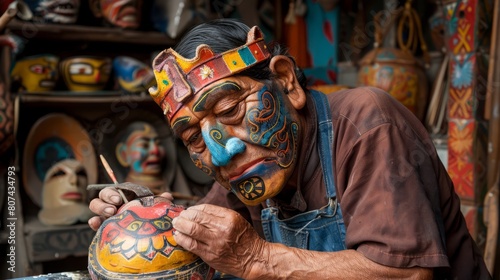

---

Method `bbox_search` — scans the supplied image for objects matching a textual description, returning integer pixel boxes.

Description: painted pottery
[60,56,111,91]
[113,56,155,93]
[89,0,142,29]
[10,54,59,92]
[25,0,80,24]
[22,113,97,207]
[357,4,429,121]
[358,48,428,120]
[88,183,214,280]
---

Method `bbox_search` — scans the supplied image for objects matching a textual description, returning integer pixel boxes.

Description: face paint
[247,86,298,168]
[177,80,300,205]
[123,124,165,176]
[227,85,299,202]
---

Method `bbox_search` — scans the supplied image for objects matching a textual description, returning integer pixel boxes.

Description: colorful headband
[149,26,271,120]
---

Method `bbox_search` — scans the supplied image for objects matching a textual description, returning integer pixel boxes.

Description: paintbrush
[100,154,129,203]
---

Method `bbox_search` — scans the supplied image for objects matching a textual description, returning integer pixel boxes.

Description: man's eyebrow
[193,82,241,112]
[171,116,192,137]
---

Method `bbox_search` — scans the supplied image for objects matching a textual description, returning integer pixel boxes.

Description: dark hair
[174,18,308,90]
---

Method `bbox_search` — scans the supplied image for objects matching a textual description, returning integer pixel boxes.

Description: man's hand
[172,204,267,279]
[88,188,173,231]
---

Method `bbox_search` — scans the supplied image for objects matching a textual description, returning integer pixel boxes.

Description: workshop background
[0,0,499,278]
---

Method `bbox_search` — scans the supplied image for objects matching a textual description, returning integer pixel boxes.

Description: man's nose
[201,125,245,167]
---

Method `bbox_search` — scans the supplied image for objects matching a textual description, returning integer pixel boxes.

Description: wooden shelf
[6,19,176,46]
[23,218,94,263]
[16,91,154,104]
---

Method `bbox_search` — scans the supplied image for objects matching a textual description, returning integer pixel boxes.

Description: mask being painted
[38,159,93,225]
[25,0,80,24]
[89,0,142,29]
[116,121,166,194]
[149,26,301,205]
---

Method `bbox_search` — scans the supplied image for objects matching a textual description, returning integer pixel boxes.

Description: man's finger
[98,188,123,205]
[159,192,174,201]
[88,216,105,231]
[89,198,117,218]
[174,231,206,253]
[185,204,228,219]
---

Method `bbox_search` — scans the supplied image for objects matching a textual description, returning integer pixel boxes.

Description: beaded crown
[148,26,270,120]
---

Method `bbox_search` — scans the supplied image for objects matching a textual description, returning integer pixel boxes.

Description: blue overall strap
[309,90,337,199]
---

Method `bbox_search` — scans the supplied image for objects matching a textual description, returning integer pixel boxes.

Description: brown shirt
[199,86,490,279]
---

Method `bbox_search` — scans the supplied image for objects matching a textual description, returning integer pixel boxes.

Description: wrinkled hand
[172,204,267,279]
[88,188,173,231]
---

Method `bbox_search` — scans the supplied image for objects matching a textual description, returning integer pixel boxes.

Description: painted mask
[113,56,155,93]
[148,26,303,205]
[60,56,111,91]
[115,122,166,192]
[88,183,214,279]
[89,0,142,29]
[10,54,58,92]
[25,0,80,24]
[38,159,93,225]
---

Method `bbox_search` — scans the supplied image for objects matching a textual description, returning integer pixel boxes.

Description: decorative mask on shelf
[23,113,98,208]
[113,56,155,93]
[38,159,93,225]
[89,0,142,29]
[88,183,215,280]
[25,0,80,24]
[60,56,112,91]
[10,54,59,93]
[115,121,166,194]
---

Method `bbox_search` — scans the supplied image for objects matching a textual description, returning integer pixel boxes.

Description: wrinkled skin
[172,204,267,278]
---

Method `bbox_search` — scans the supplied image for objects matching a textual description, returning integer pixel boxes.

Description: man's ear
[269,55,306,110]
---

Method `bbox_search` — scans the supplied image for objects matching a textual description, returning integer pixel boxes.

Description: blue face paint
[202,127,246,167]
[247,86,296,167]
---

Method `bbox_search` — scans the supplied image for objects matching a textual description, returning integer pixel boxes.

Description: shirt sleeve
[333,88,450,268]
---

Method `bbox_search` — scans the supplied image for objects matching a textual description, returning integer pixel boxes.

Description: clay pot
[88,183,214,279]
[358,48,428,121]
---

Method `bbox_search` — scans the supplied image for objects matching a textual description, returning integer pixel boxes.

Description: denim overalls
[214,91,346,279]
[260,90,346,252]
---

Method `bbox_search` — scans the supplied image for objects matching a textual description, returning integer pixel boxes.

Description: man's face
[171,76,301,206]
[123,124,165,176]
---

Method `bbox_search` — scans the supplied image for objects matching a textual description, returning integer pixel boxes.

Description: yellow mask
[10,54,59,93]
[60,56,112,91]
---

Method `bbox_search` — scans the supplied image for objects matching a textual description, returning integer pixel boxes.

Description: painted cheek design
[247,86,298,168]
[190,153,216,177]
[130,147,148,172]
